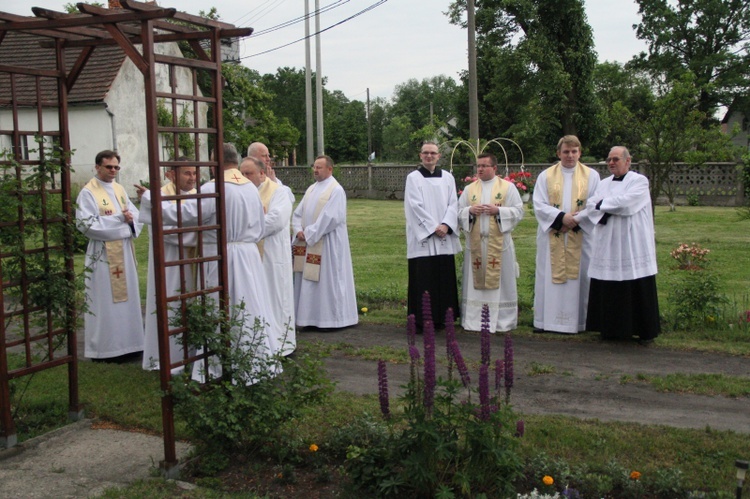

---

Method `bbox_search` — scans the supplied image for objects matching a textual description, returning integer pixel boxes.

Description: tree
[324,91,368,163]
[221,64,299,160]
[633,0,750,118]
[636,74,735,211]
[449,0,604,160]
[590,62,656,159]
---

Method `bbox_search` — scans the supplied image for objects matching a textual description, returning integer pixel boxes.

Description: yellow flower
[542,475,554,486]
[630,470,641,480]
[309,443,319,452]
[361,307,368,313]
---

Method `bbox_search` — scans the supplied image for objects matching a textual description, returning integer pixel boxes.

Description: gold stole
[256,178,280,259]
[547,162,590,284]
[466,177,509,290]
[293,178,339,282]
[83,177,132,303]
[222,168,251,185]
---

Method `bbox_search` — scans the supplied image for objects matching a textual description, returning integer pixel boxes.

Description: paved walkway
[1,323,748,497]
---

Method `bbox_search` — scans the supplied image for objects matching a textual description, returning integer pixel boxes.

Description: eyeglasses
[101,164,121,171]
[420,151,439,156]
[606,157,622,163]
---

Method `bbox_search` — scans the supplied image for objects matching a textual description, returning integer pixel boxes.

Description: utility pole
[315,0,325,155]
[367,88,372,160]
[304,0,314,165]
[467,0,479,142]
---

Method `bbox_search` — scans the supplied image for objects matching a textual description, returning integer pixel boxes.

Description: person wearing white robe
[139,163,197,371]
[533,136,600,334]
[241,156,296,354]
[292,155,358,329]
[140,143,281,383]
[404,141,462,330]
[76,150,144,360]
[458,153,524,332]
[247,141,294,204]
[586,146,660,343]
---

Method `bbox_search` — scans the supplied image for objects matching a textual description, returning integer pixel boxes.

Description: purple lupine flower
[451,340,471,387]
[504,333,514,403]
[495,359,505,393]
[407,313,417,347]
[481,304,491,366]
[445,308,456,380]
[408,345,421,392]
[423,317,436,414]
[515,419,525,437]
[479,363,490,421]
[378,360,390,419]
[421,291,433,326]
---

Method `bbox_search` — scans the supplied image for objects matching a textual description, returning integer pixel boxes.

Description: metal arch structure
[0,0,251,472]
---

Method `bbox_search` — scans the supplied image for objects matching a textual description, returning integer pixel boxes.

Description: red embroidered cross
[473,258,482,271]
[112,266,123,279]
[488,257,500,269]
[232,174,242,182]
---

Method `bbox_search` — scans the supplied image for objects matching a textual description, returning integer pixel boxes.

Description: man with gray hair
[241,156,296,354]
[586,146,660,345]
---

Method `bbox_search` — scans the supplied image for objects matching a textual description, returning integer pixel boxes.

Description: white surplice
[533,165,600,333]
[260,182,296,354]
[458,178,524,332]
[404,168,462,259]
[142,184,197,371]
[292,177,358,328]
[586,171,657,281]
[141,174,281,383]
[76,181,144,359]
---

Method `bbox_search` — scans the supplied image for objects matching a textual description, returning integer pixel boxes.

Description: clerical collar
[418,165,442,178]
[613,172,628,182]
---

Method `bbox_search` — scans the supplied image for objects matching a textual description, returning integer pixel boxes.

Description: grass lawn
[37,201,748,495]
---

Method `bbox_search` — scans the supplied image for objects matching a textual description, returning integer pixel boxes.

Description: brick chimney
[108,0,122,8]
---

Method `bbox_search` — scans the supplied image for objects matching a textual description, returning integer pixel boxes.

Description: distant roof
[0,31,127,106]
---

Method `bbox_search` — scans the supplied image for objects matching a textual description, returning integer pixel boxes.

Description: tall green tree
[636,74,735,211]
[590,62,656,158]
[324,91,368,163]
[449,0,604,160]
[633,0,750,118]
[221,64,299,159]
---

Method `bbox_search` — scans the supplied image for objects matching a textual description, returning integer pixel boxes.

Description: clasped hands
[558,212,579,233]
[469,204,499,217]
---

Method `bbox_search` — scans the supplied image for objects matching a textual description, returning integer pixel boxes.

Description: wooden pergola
[0,0,251,473]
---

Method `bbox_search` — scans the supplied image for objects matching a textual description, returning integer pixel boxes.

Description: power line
[231,0,277,26]
[242,0,388,59]
[251,0,350,38]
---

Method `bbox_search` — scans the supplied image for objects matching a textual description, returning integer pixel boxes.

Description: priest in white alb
[241,156,296,354]
[140,143,281,384]
[292,155,358,329]
[458,153,524,332]
[533,135,600,334]
[76,150,144,360]
[137,159,197,371]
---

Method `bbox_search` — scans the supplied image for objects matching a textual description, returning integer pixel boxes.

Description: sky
[3,0,649,101]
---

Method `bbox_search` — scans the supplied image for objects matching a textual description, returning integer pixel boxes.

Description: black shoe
[533,328,546,334]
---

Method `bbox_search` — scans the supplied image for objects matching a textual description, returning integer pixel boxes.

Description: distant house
[721,97,750,151]
[0,30,206,197]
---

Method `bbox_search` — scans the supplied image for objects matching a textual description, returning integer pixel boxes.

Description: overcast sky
[4,0,648,101]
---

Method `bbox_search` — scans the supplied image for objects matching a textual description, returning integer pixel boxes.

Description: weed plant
[169,299,334,475]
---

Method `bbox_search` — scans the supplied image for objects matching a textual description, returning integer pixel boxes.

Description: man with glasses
[76,150,144,361]
[532,135,600,334]
[458,153,524,332]
[585,146,660,345]
[404,141,461,331]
